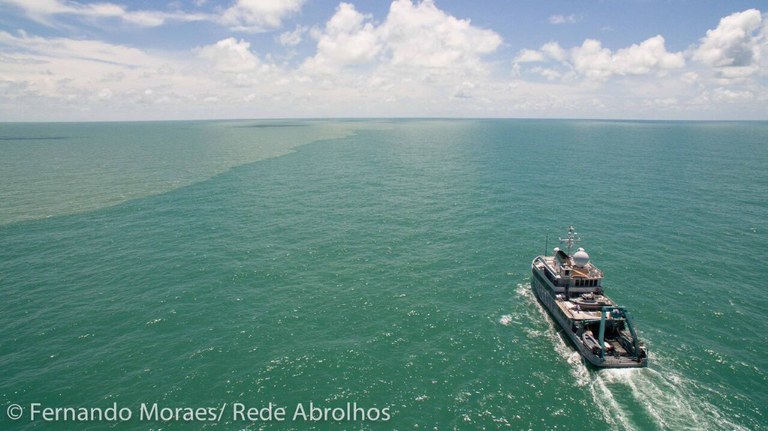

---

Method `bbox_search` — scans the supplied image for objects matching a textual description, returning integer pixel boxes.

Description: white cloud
[0,30,161,67]
[713,65,760,81]
[305,2,381,70]
[682,71,700,84]
[514,49,545,63]
[0,29,307,120]
[541,42,566,62]
[0,0,208,27]
[303,0,502,77]
[0,0,305,32]
[711,87,755,103]
[693,9,762,68]
[293,0,504,116]
[762,16,768,74]
[380,0,501,70]
[531,67,561,81]
[644,97,678,109]
[549,14,579,25]
[610,35,685,74]
[572,36,685,79]
[0,30,178,115]
[278,25,308,47]
[517,35,684,80]
[1,4,766,121]
[569,39,612,79]
[197,38,261,73]
[220,0,305,32]
[681,8,766,110]
[453,81,475,99]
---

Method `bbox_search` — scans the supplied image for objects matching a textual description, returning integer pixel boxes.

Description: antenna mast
[559,225,581,254]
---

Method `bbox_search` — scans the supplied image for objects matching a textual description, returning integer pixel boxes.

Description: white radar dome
[573,247,590,267]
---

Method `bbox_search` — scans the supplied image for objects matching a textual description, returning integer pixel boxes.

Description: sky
[0,0,766,121]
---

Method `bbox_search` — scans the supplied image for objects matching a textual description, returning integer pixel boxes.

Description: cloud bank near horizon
[0,0,766,121]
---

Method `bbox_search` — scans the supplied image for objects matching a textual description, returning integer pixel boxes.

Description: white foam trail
[516,282,591,386]
[514,283,532,300]
[593,366,751,431]
[588,373,639,431]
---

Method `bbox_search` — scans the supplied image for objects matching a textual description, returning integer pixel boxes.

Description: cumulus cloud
[304,0,502,75]
[379,0,501,69]
[0,0,505,120]
[293,0,504,115]
[197,38,261,73]
[305,2,381,70]
[516,35,684,80]
[1,2,766,120]
[541,42,566,62]
[680,8,767,110]
[219,0,305,32]
[513,42,567,65]
[693,9,763,67]
[574,35,685,78]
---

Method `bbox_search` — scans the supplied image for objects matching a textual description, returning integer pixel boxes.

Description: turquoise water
[1,119,766,430]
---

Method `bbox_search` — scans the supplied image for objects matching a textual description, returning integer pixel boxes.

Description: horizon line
[3,116,768,124]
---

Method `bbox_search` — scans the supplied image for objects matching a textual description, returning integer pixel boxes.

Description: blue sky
[0,0,766,121]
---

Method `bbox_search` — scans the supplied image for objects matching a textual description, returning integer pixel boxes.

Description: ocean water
[0,119,766,431]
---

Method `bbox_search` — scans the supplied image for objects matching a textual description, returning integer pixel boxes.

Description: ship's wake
[588,365,750,431]
[514,283,748,431]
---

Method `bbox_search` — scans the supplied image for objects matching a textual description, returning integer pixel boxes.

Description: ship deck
[556,297,618,321]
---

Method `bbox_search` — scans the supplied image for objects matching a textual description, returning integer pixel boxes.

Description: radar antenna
[559,225,581,254]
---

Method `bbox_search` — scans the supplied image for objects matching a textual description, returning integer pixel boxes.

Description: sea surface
[0,119,766,431]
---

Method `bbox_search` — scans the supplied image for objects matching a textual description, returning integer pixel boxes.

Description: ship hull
[531,267,647,369]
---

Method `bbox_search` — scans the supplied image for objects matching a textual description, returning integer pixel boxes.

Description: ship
[531,226,648,368]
